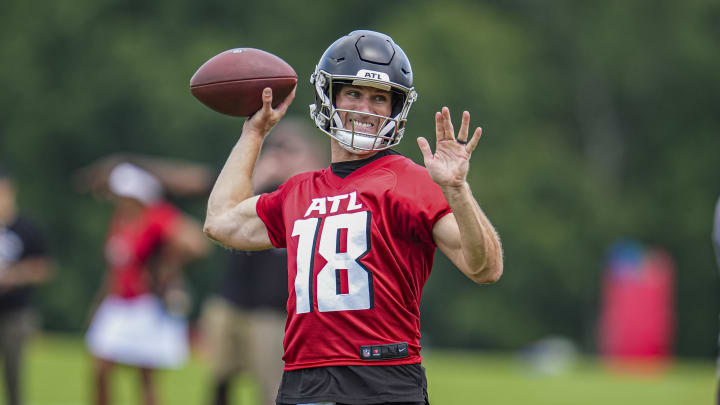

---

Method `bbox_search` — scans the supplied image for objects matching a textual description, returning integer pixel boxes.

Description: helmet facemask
[310,69,417,154]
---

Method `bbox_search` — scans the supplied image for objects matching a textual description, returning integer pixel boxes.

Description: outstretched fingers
[441,107,455,141]
[457,111,470,144]
[432,107,484,153]
[465,126,483,153]
[434,112,444,146]
[417,137,433,164]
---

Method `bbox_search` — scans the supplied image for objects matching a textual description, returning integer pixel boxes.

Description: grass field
[13,334,716,405]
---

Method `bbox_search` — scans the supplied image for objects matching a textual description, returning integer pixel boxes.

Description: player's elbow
[203,216,223,243]
[469,260,503,285]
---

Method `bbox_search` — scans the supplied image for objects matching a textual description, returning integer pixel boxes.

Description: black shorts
[278,402,426,405]
[279,402,426,405]
[276,364,429,405]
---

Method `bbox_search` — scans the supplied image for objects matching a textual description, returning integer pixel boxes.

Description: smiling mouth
[349,119,376,133]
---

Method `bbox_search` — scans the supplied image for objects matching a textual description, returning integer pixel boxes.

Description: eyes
[342,88,390,105]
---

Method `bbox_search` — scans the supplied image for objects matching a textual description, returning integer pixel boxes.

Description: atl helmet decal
[355,69,390,82]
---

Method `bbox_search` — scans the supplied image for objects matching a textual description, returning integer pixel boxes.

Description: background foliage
[1,0,718,356]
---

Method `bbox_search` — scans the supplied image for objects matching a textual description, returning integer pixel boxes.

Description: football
[190,48,297,117]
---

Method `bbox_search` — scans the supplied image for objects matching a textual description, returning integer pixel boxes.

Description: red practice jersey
[105,202,180,299]
[257,154,451,370]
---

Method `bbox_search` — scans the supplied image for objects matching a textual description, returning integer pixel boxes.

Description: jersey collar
[330,149,400,179]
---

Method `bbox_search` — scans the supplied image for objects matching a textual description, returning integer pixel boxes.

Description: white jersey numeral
[291,211,372,314]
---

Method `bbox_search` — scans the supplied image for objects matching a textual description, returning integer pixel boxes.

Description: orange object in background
[598,241,675,373]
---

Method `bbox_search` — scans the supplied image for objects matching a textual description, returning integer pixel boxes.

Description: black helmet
[309,30,418,153]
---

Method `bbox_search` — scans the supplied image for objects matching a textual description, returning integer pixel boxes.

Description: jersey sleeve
[393,164,452,246]
[415,180,452,245]
[256,185,288,248]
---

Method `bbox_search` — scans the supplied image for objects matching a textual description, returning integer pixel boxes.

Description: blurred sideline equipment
[0,165,53,405]
[81,161,209,405]
[598,241,675,373]
[519,336,578,376]
[190,48,297,117]
[199,118,326,405]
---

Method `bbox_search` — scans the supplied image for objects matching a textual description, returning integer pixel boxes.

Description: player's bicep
[204,195,272,251]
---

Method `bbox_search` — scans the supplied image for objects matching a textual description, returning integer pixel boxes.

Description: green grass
[14,334,717,404]
[423,351,715,404]
[23,334,256,405]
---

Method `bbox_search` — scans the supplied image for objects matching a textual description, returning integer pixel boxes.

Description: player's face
[335,85,392,135]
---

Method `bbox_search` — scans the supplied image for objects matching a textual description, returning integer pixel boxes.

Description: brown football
[190,48,297,117]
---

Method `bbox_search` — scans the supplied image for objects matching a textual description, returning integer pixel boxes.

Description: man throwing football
[204,30,503,405]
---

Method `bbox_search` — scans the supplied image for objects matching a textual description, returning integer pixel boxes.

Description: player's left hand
[417,107,482,188]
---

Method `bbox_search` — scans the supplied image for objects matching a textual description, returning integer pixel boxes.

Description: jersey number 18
[291,211,373,314]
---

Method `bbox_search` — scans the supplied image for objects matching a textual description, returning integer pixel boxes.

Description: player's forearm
[442,182,503,283]
[206,131,264,221]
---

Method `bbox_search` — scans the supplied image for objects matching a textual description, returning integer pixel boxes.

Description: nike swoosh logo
[398,347,406,352]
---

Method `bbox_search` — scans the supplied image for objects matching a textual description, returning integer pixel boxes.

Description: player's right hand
[243,86,296,139]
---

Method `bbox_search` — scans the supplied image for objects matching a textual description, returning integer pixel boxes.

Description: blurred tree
[0,0,718,357]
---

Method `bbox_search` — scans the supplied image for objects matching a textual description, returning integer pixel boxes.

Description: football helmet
[309,30,418,153]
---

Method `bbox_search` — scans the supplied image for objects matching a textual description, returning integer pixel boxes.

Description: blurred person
[84,162,208,405]
[0,165,52,405]
[714,196,720,404]
[200,118,326,405]
[203,30,503,404]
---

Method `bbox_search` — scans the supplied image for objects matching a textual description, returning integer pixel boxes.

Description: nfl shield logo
[362,348,371,358]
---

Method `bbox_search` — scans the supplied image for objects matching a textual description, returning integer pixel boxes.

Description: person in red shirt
[204,30,503,405]
[85,162,208,405]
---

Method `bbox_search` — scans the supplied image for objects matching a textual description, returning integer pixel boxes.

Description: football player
[205,30,503,405]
